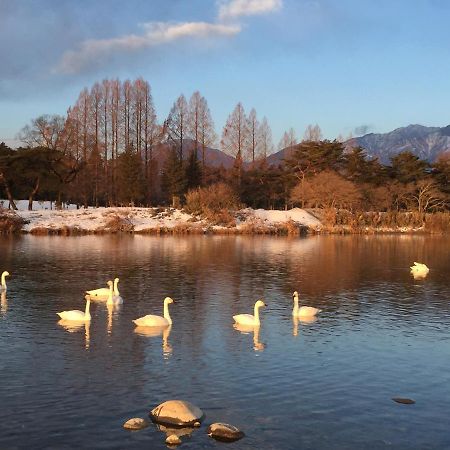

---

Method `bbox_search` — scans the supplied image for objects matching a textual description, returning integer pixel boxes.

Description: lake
[0,235,449,449]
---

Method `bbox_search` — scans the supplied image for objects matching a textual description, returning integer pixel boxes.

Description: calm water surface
[0,235,449,449]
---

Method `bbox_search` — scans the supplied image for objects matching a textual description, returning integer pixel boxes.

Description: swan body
[133,297,174,327]
[1,271,10,291]
[410,262,429,278]
[57,297,91,322]
[292,291,321,317]
[86,277,120,298]
[233,300,266,326]
[106,280,123,305]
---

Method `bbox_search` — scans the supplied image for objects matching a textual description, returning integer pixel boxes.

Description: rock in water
[392,397,415,404]
[150,400,204,426]
[207,423,245,442]
[123,417,149,430]
[166,434,182,445]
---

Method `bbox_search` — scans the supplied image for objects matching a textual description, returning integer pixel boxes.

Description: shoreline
[1,205,446,236]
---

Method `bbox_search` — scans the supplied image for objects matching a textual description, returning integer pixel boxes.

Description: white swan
[133,297,174,327]
[410,262,429,279]
[1,271,10,291]
[106,280,123,305]
[86,277,120,299]
[292,291,321,317]
[233,300,266,326]
[57,296,91,322]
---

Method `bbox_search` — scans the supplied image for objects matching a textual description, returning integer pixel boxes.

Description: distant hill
[152,139,235,169]
[345,124,450,164]
[264,124,450,166]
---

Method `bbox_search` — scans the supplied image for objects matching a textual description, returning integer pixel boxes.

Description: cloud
[218,0,283,20]
[354,124,372,136]
[55,21,241,74]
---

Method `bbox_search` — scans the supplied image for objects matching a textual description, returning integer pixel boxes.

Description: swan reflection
[58,319,91,349]
[134,325,173,356]
[1,291,7,315]
[292,315,317,336]
[233,323,265,351]
[106,303,122,335]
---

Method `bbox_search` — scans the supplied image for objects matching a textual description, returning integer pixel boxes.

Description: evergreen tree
[185,149,202,190]
[116,144,145,205]
[160,146,187,206]
[389,151,428,184]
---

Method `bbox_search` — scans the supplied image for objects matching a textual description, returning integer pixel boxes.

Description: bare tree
[278,127,297,152]
[221,102,248,188]
[247,108,260,163]
[258,116,273,161]
[303,124,322,142]
[164,94,189,162]
[198,96,216,172]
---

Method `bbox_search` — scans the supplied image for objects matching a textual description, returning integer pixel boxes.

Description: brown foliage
[0,208,26,234]
[185,182,240,226]
[291,170,362,210]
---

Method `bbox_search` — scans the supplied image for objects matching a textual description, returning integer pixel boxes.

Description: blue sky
[1,0,450,149]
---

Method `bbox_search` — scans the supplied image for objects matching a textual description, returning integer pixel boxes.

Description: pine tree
[116,144,144,205]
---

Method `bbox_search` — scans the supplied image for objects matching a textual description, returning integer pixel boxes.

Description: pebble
[150,400,204,426]
[166,434,182,445]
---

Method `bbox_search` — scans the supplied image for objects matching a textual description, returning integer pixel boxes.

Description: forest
[0,78,449,218]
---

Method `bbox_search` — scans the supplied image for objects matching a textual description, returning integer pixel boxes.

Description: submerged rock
[150,400,204,427]
[392,397,415,404]
[207,423,245,442]
[166,434,182,445]
[123,417,149,430]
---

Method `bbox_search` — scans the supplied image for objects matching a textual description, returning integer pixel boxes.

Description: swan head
[164,297,174,304]
[255,299,266,309]
[293,291,299,301]
[2,271,9,278]
[107,280,113,287]
[114,277,119,283]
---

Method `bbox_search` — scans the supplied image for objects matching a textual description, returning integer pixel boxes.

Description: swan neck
[113,279,119,296]
[85,299,91,317]
[254,304,261,325]
[164,301,172,325]
[1,273,6,288]
[293,297,299,315]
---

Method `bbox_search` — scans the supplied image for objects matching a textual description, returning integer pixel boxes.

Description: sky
[1,0,450,149]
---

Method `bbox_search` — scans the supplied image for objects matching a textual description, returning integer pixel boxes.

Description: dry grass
[0,208,27,234]
[102,215,134,233]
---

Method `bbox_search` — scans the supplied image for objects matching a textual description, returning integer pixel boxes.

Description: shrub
[185,183,240,226]
[0,207,26,234]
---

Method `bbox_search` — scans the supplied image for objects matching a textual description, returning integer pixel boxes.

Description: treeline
[0,77,449,214]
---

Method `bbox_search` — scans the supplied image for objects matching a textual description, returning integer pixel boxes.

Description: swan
[292,291,321,317]
[233,300,266,326]
[1,271,10,291]
[106,280,123,305]
[57,296,91,322]
[86,277,120,299]
[133,297,174,327]
[410,262,429,279]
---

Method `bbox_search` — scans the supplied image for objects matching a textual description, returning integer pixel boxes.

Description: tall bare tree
[258,116,273,161]
[247,108,260,164]
[164,94,189,162]
[303,124,322,142]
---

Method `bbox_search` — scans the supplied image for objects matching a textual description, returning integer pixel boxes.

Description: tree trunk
[0,172,18,210]
[28,177,40,210]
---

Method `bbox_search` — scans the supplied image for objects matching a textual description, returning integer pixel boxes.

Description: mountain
[345,124,450,164]
[264,124,450,166]
[152,139,235,169]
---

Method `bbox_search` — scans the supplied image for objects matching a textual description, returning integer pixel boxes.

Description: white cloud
[55,21,241,74]
[218,0,283,20]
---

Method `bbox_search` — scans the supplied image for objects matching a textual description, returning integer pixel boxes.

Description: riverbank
[1,204,448,235]
[0,206,322,235]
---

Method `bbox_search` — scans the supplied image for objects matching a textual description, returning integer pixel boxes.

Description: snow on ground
[242,208,322,228]
[1,200,322,233]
